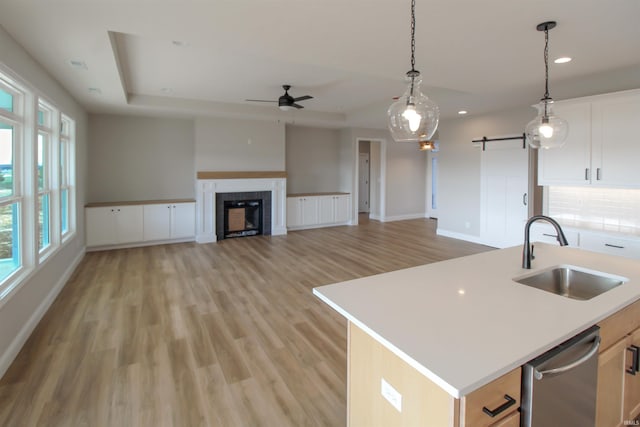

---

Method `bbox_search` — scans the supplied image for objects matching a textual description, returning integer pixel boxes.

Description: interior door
[481,139,528,248]
[358,153,370,213]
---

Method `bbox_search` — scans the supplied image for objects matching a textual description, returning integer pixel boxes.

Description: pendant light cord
[543,27,550,101]
[407,0,417,98]
[410,0,416,73]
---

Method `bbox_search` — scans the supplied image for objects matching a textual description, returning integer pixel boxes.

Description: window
[59,115,74,238]
[37,102,53,253]
[0,67,76,299]
[0,81,23,285]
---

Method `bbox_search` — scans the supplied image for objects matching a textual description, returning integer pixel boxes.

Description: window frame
[0,65,77,303]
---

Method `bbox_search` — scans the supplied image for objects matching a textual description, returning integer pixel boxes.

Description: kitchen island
[313,243,640,426]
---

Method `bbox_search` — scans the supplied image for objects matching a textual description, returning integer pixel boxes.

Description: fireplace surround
[195,172,287,243]
[215,191,271,240]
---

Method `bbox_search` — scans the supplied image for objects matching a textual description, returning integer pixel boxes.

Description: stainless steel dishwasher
[521,325,601,427]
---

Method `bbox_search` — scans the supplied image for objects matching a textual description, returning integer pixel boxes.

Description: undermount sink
[514,265,627,300]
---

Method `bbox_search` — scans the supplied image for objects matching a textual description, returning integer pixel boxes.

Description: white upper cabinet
[591,93,640,187]
[537,102,592,186]
[538,89,640,188]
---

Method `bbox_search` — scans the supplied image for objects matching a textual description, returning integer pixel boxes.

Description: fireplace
[215,191,272,240]
[224,200,262,238]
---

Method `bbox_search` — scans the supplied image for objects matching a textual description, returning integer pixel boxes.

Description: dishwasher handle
[533,336,601,380]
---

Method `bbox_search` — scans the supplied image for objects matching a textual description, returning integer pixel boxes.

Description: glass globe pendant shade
[388,73,439,143]
[525,100,569,149]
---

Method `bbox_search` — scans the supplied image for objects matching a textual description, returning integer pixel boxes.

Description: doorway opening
[354,138,385,224]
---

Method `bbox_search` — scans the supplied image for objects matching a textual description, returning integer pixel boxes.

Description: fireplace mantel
[195,173,287,243]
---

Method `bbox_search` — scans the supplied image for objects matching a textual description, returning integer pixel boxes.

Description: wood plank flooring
[0,218,491,427]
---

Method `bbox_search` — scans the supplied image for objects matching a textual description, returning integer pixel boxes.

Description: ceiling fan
[246,85,313,111]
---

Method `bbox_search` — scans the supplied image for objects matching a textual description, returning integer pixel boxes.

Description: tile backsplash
[548,186,640,236]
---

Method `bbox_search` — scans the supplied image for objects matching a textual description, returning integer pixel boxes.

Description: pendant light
[525,21,568,149]
[388,0,439,143]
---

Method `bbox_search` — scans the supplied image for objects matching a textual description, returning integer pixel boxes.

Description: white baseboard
[0,249,85,378]
[381,213,428,222]
[436,229,490,246]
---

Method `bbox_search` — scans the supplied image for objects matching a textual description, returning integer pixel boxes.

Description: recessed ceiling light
[160,87,173,94]
[458,110,468,115]
[88,87,102,94]
[554,57,572,64]
[67,59,87,70]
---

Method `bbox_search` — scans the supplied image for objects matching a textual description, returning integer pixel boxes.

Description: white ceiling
[1,0,639,129]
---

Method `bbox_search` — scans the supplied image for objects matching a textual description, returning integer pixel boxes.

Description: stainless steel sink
[514,266,627,300]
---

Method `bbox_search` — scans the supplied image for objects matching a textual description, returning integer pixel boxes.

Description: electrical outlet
[464,221,471,229]
[381,378,402,412]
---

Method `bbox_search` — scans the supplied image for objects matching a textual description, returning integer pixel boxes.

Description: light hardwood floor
[0,218,491,427]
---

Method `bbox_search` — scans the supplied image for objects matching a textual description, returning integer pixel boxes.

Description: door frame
[353,137,386,225]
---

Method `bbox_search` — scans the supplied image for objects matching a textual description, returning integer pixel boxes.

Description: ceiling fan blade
[292,103,304,109]
[245,99,277,103]
[293,95,313,102]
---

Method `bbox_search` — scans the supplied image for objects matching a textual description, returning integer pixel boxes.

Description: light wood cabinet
[625,328,640,420]
[347,322,520,427]
[287,194,350,230]
[538,89,640,188]
[596,298,640,426]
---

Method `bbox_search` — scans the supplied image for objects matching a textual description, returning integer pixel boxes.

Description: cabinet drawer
[490,410,520,427]
[460,367,521,427]
[529,223,580,246]
[580,232,640,260]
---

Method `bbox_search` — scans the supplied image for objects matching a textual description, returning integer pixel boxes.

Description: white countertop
[313,243,640,398]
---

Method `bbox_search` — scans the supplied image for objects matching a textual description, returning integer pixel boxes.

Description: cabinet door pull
[605,243,625,249]
[585,168,590,181]
[627,345,640,375]
[482,394,516,418]
[596,168,602,181]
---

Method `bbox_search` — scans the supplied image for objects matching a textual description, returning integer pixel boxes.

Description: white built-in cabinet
[538,89,640,187]
[86,200,195,249]
[143,203,196,241]
[85,205,144,247]
[530,223,640,260]
[287,193,350,230]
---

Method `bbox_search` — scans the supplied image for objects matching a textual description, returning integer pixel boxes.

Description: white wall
[0,25,88,377]
[285,125,341,194]
[437,106,534,240]
[88,114,195,202]
[195,117,285,172]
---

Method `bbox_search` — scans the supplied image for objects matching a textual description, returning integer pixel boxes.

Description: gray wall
[195,117,285,172]
[285,125,341,194]
[88,114,195,202]
[437,106,534,238]
[385,140,427,218]
[0,25,88,376]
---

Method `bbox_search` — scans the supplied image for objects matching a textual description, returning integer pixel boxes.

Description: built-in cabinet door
[114,206,144,243]
[300,197,319,225]
[625,329,640,420]
[86,207,117,246]
[317,196,335,224]
[286,198,303,228]
[592,94,640,187]
[537,102,592,186]
[143,204,172,241]
[596,337,627,427]
[334,195,350,223]
[171,203,196,238]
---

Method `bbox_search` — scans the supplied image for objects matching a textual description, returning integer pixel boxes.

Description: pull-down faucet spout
[523,215,569,269]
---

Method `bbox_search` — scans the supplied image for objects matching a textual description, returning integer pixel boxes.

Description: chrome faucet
[522,215,569,269]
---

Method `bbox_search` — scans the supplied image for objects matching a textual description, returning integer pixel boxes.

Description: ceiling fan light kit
[388,0,440,143]
[525,21,569,149]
